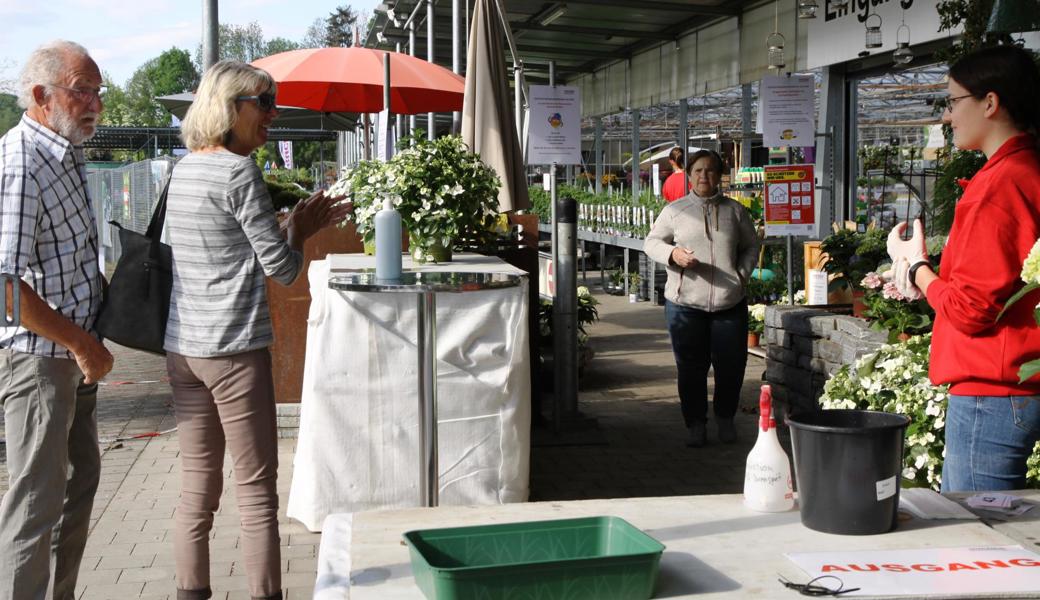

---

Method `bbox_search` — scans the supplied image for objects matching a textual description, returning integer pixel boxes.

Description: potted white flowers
[748,303,766,347]
[332,134,502,262]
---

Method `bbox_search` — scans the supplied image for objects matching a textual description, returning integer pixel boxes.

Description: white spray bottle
[374,196,401,281]
[743,384,794,512]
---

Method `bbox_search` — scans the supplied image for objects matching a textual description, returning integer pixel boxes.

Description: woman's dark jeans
[665,298,748,427]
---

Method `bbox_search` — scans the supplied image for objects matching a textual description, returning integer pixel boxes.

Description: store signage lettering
[825,0,913,23]
[821,558,1040,573]
[788,546,1040,597]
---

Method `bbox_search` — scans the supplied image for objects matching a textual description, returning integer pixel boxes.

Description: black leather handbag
[96,177,173,354]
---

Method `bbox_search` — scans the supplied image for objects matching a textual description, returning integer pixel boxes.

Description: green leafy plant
[263,176,309,211]
[627,272,642,295]
[746,275,785,304]
[335,134,501,259]
[932,150,987,234]
[859,271,934,342]
[537,285,600,347]
[820,227,892,293]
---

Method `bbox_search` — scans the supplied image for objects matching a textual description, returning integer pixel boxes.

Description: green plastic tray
[402,515,666,600]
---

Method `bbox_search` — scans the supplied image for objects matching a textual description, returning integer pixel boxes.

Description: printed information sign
[528,85,582,165]
[760,75,815,148]
[764,164,815,237]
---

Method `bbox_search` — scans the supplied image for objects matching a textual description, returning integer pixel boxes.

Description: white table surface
[314,492,1040,600]
[288,253,531,531]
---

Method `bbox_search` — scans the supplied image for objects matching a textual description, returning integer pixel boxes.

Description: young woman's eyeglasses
[236,93,277,112]
[49,84,107,101]
[944,93,975,112]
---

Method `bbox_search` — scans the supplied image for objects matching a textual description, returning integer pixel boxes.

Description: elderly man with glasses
[0,40,113,599]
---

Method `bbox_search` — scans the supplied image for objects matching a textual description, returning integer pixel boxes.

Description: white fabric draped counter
[287,253,531,531]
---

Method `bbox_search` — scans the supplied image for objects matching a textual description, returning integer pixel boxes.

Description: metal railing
[87,157,176,265]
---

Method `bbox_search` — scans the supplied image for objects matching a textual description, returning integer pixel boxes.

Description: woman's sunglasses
[236,92,277,112]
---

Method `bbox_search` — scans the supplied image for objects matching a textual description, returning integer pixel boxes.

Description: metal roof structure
[365,1,952,147]
[84,127,337,152]
[369,0,761,85]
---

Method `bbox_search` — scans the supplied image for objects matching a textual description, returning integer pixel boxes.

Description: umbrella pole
[362,113,371,160]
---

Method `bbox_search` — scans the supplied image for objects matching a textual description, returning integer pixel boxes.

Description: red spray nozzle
[759,385,773,431]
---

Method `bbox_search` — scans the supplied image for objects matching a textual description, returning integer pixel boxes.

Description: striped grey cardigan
[163,149,302,357]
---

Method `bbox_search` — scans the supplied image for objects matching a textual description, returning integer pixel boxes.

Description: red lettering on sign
[1009,558,1040,567]
[821,565,848,573]
[946,563,976,571]
[911,564,943,572]
[881,564,911,573]
[848,564,880,572]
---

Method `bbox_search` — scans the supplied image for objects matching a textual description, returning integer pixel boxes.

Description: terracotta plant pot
[852,290,868,318]
[748,332,761,347]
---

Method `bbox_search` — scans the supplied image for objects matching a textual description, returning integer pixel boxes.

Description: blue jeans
[665,299,748,427]
[942,394,1040,492]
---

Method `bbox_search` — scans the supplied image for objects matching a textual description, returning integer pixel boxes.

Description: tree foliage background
[0,4,366,163]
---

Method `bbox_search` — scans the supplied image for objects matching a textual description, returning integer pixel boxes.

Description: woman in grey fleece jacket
[643,150,760,447]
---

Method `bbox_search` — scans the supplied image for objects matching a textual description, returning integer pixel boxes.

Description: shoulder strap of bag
[145,173,172,240]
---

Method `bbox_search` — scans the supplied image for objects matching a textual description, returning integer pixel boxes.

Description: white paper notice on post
[786,546,1040,597]
[760,74,815,148]
[527,85,582,165]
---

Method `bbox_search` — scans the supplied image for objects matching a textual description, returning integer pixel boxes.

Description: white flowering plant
[819,334,949,489]
[820,333,1040,488]
[748,303,766,335]
[331,134,501,260]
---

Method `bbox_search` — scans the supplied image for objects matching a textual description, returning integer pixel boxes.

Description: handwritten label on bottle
[745,464,784,485]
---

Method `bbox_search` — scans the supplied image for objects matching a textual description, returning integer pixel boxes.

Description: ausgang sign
[806,0,959,70]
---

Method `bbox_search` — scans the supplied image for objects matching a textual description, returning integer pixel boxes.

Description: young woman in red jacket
[661,146,690,202]
[888,45,1040,492]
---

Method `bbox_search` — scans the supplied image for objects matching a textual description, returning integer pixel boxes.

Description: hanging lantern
[797,0,818,19]
[864,13,883,49]
[766,32,786,70]
[893,22,913,65]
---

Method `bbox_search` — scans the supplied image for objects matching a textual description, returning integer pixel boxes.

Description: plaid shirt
[0,114,102,358]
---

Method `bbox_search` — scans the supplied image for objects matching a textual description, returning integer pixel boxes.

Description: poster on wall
[528,85,582,165]
[805,0,958,70]
[764,164,815,237]
[760,75,816,148]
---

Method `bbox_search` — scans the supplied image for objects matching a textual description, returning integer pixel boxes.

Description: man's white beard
[50,107,97,145]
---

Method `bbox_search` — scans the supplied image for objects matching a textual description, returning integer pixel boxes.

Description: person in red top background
[661,146,690,202]
[888,45,1040,492]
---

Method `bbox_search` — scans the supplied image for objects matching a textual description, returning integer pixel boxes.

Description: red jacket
[927,134,1040,395]
[662,171,689,202]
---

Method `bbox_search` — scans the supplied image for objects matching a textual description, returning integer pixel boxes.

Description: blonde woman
[165,60,348,600]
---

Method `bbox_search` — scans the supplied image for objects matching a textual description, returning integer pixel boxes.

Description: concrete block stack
[763,305,890,416]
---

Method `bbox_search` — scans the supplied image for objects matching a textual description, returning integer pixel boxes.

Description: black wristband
[908,260,931,287]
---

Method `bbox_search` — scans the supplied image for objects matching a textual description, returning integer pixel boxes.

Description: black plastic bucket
[787,409,911,535]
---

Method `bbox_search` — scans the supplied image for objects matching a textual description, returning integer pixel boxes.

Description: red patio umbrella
[252,47,465,115]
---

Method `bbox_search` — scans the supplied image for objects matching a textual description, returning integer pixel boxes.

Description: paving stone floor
[0,282,778,599]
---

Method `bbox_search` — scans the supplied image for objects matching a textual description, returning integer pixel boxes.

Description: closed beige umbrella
[461,0,530,212]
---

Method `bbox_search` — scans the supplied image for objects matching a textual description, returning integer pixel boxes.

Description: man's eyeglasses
[236,93,277,112]
[944,93,975,112]
[49,84,107,101]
